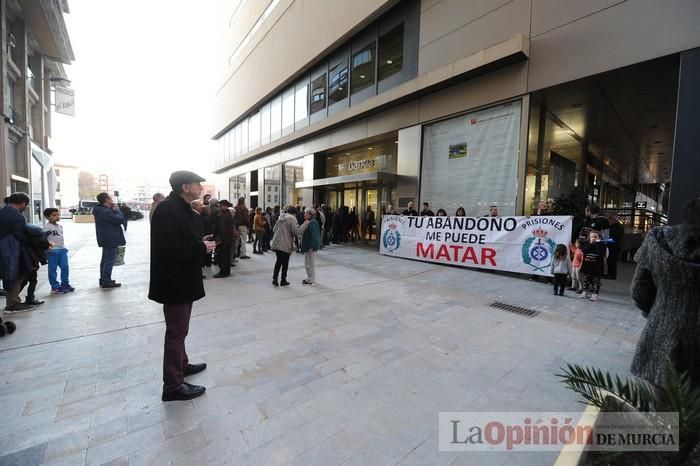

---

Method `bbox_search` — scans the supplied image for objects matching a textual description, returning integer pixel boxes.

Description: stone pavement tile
[227,437,296,466]
[43,449,87,466]
[281,412,347,457]
[84,423,164,466]
[296,386,358,422]
[128,426,208,466]
[303,369,352,395]
[171,436,248,466]
[241,406,308,450]
[0,413,92,456]
[0,443,48,466]
[257,384,315,417]
[395,433,461,466]
[449,452,513,465]
[56,390,128,422]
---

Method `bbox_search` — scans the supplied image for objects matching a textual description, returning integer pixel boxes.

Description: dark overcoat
[631,225,700,387]
[148,193,206,304]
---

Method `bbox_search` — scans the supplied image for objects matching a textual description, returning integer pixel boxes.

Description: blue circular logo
[531,245,549,261]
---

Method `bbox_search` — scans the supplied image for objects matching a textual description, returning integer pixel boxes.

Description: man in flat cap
[149,171,216,401]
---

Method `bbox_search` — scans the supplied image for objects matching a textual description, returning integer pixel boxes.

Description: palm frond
[556,363,656,412]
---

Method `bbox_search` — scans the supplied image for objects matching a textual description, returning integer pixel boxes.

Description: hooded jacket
[630,225,700,387]
[271,212,308,254]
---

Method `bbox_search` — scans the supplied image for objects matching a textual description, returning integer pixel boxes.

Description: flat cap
[169,170,206,190]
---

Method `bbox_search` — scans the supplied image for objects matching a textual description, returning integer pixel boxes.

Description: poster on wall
[379,214,573,276]
[420,101,521,217]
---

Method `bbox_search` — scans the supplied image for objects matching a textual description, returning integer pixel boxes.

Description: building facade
[211,0,700,236]
[1,0,74,222]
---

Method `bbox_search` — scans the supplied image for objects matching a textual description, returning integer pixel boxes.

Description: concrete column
[669,47,700,224]
[0,0,8,195]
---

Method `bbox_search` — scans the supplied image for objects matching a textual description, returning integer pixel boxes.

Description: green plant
[550,191,589,218]
[558,363,700,465]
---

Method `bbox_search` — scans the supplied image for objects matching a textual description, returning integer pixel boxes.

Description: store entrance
[319,183,393,243]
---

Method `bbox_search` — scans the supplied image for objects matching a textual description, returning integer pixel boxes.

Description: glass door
[364,189,378,241]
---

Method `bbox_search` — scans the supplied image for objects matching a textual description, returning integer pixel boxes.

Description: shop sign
[327,152,395,177]
[380,215,573,276]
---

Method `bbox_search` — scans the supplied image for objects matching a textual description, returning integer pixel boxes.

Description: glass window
[295,84,308,123]
[351,42,375,95]
[263,165,282,208]
[282,87,295,135]
[235,123,242,157]
[283,158,305,206]
[270,95,282,141]
[310,74,326,115]
[261,102,271,145]
[378,23,404,81]
[328,60,348,106]
[241,118,249,154]
[249,111,260,150]
[224,130,230,161]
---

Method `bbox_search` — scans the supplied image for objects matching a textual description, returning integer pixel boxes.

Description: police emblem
[521,227,556,271]
[382,224,401,253]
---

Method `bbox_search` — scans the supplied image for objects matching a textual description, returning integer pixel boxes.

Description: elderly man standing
[300,208,321,285]
[149,171,216,401]
[93,192,126,288]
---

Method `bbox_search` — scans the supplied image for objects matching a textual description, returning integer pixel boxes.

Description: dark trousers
[20,270,38,299]
[607,248,619,279]
[582,273,602,294]
[553,273,567,294]
[100,246,118,284]
[162,303,192,391]
[253,232,263,253]
[217,244,231,276]
[273,250,291,281]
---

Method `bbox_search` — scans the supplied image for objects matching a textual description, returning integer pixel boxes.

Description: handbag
[114,245,126,266]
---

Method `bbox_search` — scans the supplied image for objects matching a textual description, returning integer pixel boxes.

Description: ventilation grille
[489,301,540,318]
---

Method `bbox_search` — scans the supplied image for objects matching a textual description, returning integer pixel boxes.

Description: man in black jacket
[213,200,234,278]
[149,171,216,401]
[0,192,35,312]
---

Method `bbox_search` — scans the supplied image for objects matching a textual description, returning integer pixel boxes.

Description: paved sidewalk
[0,220,645,465]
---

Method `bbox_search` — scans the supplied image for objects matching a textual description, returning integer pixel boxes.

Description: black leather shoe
[272,279,279,287]
[213,274,229,278]
[162,383,206,401]
[25,298,45,305]
[280,280,290,286]
[100,281,121,288]
[184,363,207,377]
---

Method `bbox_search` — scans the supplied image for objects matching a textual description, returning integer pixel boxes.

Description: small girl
[579,230,607,301]
[569,239,584,292]
[550,244,572,296]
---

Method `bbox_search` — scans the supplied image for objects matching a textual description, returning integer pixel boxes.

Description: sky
[51,0,221,184]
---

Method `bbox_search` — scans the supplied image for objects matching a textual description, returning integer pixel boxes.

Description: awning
[295,171,396,189]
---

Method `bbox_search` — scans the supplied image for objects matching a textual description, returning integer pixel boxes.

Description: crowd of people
[2,176,698,396]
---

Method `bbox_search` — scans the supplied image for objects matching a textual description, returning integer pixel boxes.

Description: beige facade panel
[418,62,528,123]
[367,101,420,137]
[530,0,624,36]
[228,0,271,56]
[418,0,529,74]
[213,0,393,136]
[528,0,700,91]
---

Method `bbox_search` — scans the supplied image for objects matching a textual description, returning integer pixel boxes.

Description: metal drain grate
[489,301,540,318]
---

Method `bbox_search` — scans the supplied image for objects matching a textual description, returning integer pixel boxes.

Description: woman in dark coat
[630,198,700,390]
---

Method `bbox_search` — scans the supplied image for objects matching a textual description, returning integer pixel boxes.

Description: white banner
[421,101,521,216]
[55,86,75,116]
[380,215,573,276]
